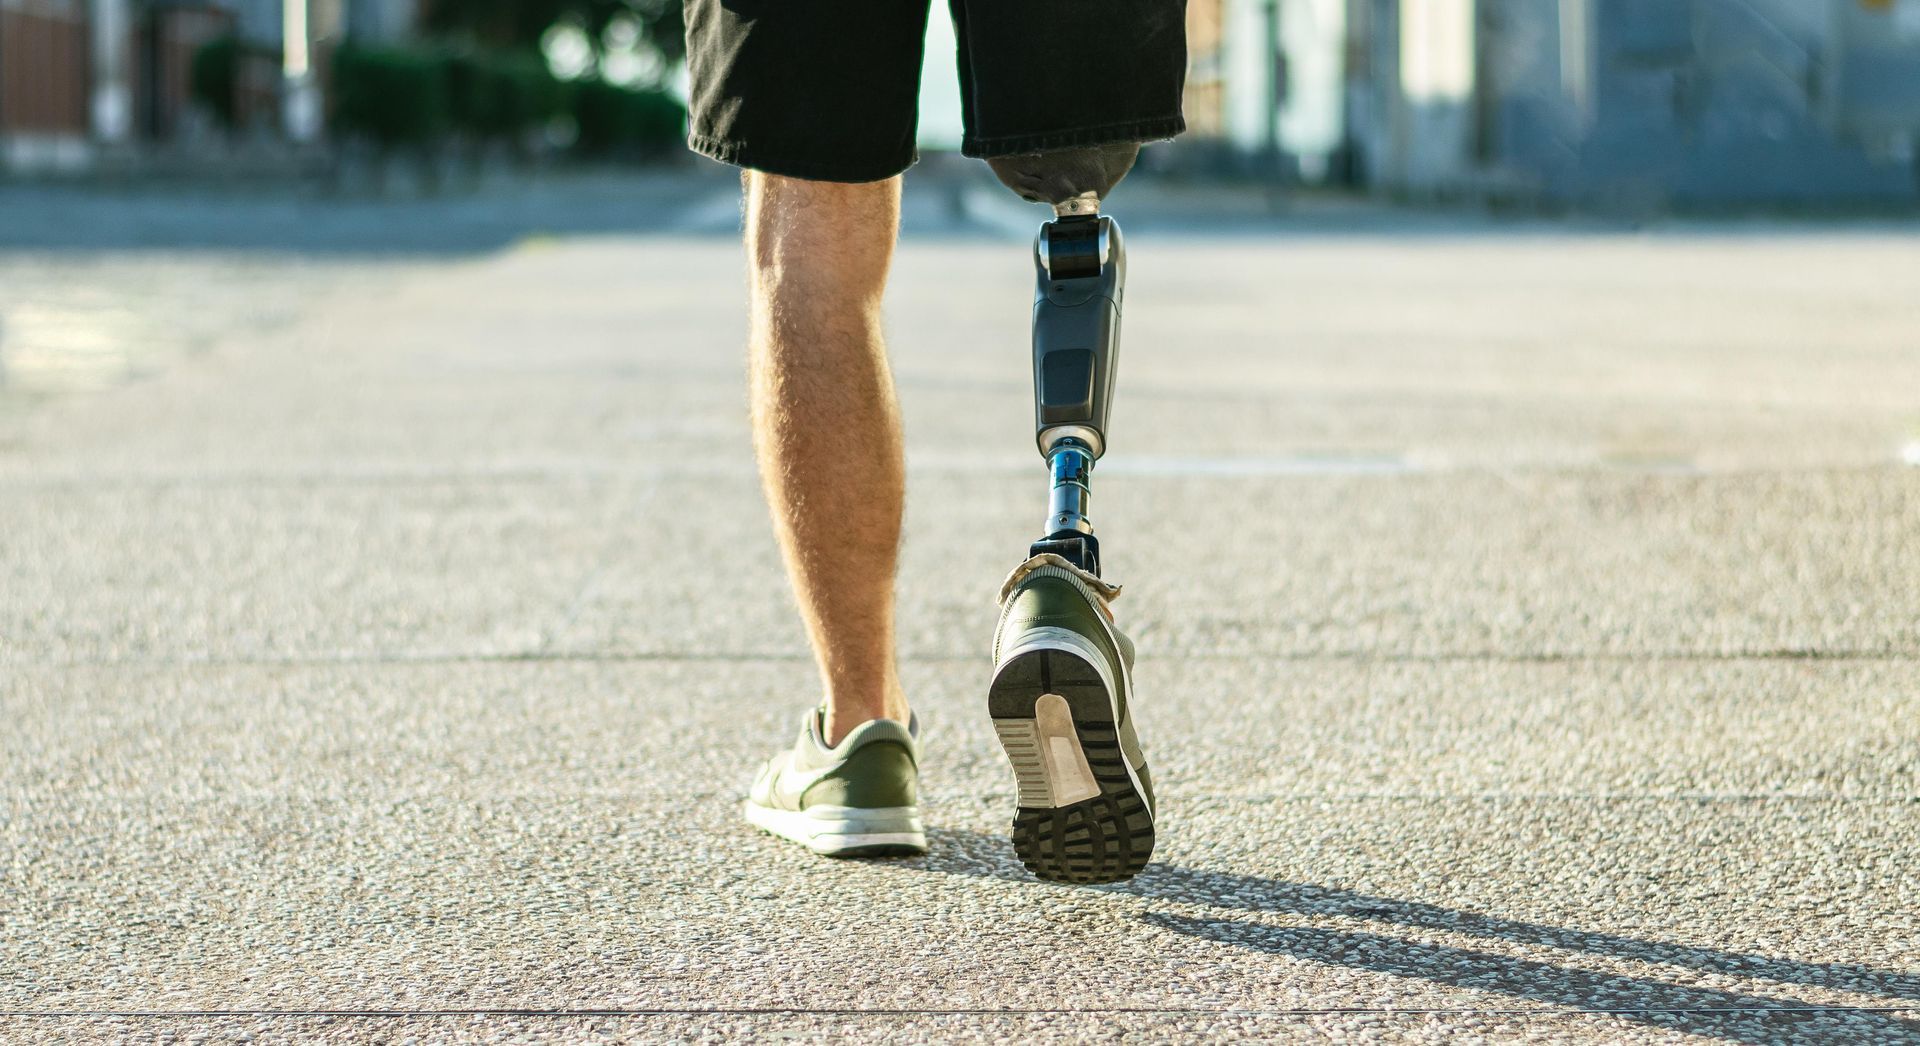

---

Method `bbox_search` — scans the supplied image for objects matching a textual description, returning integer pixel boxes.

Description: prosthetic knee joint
[989,144,1138,577]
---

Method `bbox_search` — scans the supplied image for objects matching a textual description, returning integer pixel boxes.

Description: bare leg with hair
[745,171,909,746]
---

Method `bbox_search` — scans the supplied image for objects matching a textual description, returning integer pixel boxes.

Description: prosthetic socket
[988,145,1136,577]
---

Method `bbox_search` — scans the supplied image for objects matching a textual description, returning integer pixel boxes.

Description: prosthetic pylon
[1027,209,1124,577]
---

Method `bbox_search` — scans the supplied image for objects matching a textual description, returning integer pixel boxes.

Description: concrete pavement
[2,173,1918,1043]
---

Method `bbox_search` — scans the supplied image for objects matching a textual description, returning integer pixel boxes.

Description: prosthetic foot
[987,147,1154,884]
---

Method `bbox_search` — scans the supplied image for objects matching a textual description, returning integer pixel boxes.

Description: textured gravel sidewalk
[3,177,1917,1043]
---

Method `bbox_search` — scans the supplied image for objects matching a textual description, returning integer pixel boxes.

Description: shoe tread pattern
[991,648,1153,884]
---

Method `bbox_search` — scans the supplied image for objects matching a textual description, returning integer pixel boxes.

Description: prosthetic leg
[987,145,1155,884]
[988,144,1136,576]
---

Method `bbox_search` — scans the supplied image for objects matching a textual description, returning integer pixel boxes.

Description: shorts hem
[688,133,917,184]
[961,115,1187,159]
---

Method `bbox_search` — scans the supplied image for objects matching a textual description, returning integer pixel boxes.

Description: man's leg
[687,0,930,856]
[745,171,909,746]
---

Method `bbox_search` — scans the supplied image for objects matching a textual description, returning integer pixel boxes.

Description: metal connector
[1036,216,1110,281]
[1044,439,1096,538]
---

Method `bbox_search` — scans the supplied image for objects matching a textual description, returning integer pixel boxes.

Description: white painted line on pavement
[1098,454,1418,477]
[907,452,1420,476]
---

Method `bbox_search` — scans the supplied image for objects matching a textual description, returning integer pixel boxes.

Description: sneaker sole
[742,801,926,858]
[990,628,1154,884]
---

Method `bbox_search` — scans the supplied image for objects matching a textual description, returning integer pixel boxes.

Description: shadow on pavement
[909,827,1919,1043]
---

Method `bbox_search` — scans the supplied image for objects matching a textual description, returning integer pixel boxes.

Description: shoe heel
[989,643,1154,884]
[992,693,1101,808]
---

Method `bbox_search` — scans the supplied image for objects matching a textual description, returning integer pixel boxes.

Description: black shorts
[685,0,1188,183]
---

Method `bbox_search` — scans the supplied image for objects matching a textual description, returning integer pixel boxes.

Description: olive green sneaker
[744,708,926,857]
[990,553,1155,883]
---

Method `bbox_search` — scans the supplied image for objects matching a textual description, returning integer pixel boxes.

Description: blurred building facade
[1183,0,1350,179]
[10,0,1919,207]
[1,0,93,170]
[1184,0,1920,205]
[1351,0,1920,205]
[0,0,415,173]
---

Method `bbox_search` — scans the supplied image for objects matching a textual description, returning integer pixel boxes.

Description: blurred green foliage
[332,45,453,146]
[571,78,685,156]
[445,51,567,137]
[190,35,288,132]
[422,0,684,66]
[329,42,683,155]
[198,0,687,155]
[189,36,242,128]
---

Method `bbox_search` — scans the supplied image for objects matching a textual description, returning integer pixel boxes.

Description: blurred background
[3,0,1919,205]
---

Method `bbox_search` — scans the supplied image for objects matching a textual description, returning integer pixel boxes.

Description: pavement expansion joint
[14,648,1920,669]
[5,1006,1915,1018]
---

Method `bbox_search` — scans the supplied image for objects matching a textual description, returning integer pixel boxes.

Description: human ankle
[822,691,909,746]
